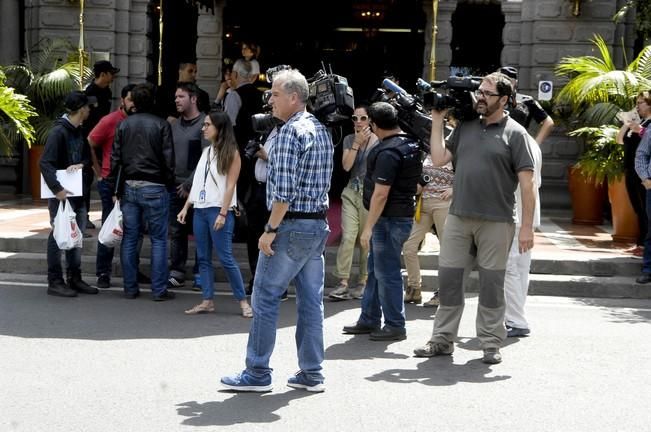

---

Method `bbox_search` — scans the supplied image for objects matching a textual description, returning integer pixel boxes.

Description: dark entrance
[450,1,504,76]
[223,0,426,102]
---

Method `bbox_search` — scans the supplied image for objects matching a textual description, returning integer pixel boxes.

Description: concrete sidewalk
[0,193,648,298]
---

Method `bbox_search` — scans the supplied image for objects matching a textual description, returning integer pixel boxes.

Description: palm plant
[555,34,651,184]
[555,34,651,126]
[2,37,92,146]
[0,69,37,155]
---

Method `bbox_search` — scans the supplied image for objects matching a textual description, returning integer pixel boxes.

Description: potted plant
[555,34,651,237]
[2,37,91,200]
[0,69,37,154]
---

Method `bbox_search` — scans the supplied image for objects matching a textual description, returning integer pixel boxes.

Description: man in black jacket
[40,91,99,297]
[107,83,176,301]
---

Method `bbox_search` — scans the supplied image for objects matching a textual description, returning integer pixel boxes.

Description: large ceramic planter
[568,165,606,225]
[28,146,44,201]
[608,177,640,243]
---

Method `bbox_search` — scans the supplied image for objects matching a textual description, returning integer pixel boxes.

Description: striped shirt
[266,111,333,212]
[635,132,651,180]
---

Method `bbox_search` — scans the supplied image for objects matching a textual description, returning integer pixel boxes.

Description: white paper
[616,109,641,125]
[40,169,83,199]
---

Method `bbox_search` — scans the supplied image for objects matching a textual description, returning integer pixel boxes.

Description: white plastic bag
[53,199,83,250]
[98,200,123,247]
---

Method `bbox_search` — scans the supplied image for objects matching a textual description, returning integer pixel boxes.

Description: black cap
[64,91,98,111]
[93,60,120,76]
[499,66,518,80]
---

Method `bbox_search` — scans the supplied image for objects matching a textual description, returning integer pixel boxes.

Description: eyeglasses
[474,89,501,98]
[351,115,368,122]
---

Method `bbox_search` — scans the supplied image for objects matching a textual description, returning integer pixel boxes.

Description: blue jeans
[121,184,169,296]
[96,179,115,277]
[245,218,330,381]
[47,198,87,282]
[193,207,245,300]
[358,217,413,329]
[643,191,651,273]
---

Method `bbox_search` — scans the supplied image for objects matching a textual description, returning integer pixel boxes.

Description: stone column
[422,0,457,81]
[196,4,223,102]
[500,0,524,74]
[0,0,21,64]
[128,0,150,83]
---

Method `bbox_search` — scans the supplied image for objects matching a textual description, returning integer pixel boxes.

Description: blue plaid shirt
[266,111,333,212]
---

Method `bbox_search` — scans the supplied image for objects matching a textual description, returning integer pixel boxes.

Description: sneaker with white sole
[220,370,273,392]
[413,341,453,357]
[287,371,325,392]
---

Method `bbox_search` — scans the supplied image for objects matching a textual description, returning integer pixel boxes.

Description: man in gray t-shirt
[413,72,535,365]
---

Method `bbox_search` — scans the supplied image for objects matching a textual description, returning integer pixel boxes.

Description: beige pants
[430,214,514,349]
[334,186,369,281]
[402,195,450,289]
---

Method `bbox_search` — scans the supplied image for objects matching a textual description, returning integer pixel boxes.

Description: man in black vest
[343,102,422,341]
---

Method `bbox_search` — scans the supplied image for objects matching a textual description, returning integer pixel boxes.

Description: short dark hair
[130,83,155,113]
[120,84,136,99]
[368,102,399,130]
[483,72,513,98]
[176,81,199,98]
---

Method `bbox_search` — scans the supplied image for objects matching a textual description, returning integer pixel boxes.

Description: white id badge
[199,190,206,203]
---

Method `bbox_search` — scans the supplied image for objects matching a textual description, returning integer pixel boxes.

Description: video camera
[416,76,482,122]
[370,78,434,152]
[307,68,355,125]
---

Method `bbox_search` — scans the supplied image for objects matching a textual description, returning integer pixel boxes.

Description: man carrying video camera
[413,72,536,364]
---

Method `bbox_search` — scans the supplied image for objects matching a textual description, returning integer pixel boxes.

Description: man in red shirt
[88,84,135,288]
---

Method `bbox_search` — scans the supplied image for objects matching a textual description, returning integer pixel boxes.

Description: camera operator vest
[363,133,422,217]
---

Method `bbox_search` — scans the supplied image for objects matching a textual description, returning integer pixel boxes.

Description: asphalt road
[1,280,651,432]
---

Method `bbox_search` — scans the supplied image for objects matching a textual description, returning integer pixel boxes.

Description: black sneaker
[167,275,184,288]
[280,290,289,302]
[342,322,380,334]
[124,291,140,299]
[86,219,96,229]
[47,279,77,297]
[153,290,176,301]
[68,277,99,294]
[97,275,111,289]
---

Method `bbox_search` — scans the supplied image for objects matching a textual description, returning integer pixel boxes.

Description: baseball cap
[93,60,120,75]
[64,91,98,111]
[499,66,518,80]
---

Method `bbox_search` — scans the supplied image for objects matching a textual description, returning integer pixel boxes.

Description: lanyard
[202,147,211,190]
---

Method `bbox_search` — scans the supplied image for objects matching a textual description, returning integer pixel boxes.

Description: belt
[285,211,326,220]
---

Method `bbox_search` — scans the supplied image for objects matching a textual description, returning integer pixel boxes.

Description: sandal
[241,304,253,318]
[184,303,215,315]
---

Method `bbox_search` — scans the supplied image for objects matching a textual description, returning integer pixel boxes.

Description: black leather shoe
[369,326,407,341]
[68,277,99,294]
[636,274,651,284]
[342,322,380,334]
[97,275,111,289]
[153,290,176,301]
[124,291,140,299]
[47,280,77,297]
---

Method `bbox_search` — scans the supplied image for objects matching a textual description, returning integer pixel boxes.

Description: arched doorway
[450,0,504,76]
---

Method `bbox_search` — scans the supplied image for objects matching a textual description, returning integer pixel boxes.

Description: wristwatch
[264,223,279,234]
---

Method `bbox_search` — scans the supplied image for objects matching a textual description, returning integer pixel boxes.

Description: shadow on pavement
[572,298,651,323]
[366,356,511,386]
[176,391,314,426]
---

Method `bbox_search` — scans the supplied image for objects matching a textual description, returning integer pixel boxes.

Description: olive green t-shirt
[446,115,534,222]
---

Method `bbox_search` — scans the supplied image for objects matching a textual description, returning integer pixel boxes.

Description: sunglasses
[351,115,368,122]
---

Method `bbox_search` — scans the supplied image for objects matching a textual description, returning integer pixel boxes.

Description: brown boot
[404,286,422,304]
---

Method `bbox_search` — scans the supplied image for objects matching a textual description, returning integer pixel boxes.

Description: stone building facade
[0,0,638,207]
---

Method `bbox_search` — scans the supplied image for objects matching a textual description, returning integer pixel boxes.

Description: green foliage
[0,70,37,155]
[2,38,92,146]
[568,126,622,185]
[555,34,651,183]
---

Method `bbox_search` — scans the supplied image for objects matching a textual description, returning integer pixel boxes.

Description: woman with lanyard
[330,105,379,301]
[177,110,252,317]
